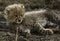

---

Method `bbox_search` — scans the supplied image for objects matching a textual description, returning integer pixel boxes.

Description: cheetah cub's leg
[37,22,53,34]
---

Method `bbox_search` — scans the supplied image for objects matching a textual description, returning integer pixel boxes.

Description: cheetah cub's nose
[18,20,21,22]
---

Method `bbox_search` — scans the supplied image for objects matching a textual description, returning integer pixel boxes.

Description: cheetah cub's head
[4,4,25,25]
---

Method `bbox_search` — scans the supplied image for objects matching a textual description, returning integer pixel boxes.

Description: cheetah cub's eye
[15,14,17,17]
[21,15,23,16]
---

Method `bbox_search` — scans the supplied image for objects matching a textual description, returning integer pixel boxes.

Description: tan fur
[4,4,25,25]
